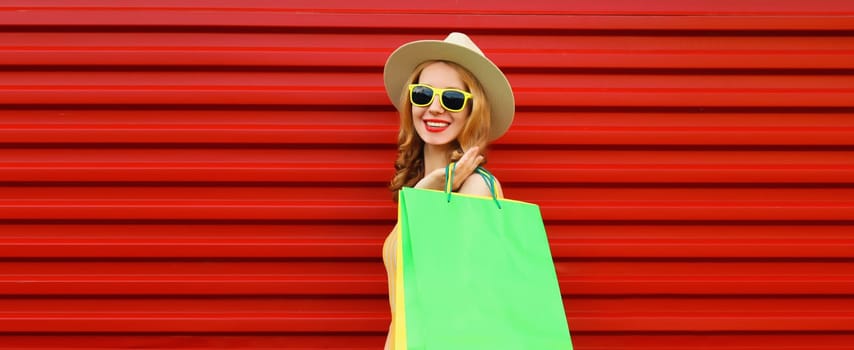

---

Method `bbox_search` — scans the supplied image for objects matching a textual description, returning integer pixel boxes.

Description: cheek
[453,109,470,125]
[411,105,426,119]
[411,108,428,134]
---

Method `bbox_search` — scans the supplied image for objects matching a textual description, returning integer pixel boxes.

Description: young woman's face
[411,62,471,147]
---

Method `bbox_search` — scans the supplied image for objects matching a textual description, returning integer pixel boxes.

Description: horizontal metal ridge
[2,7,854,28]
[1,199,854,220]
[1,164,853,183]
[0,270,851,295]
[0,311,851,332]
[0,334,849,350]
[2,124,854,145]
[0,238,851,258]
[1,89,852,107]
[3,48,854,70]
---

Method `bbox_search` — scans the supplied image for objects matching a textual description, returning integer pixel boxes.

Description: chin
[423,139,455,147]
[415,131,455,147]
[420,136,454,146]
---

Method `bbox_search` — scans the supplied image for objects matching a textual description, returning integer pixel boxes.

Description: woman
[381,32,515,349]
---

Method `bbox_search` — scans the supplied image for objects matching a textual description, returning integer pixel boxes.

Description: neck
[423,143,454,175]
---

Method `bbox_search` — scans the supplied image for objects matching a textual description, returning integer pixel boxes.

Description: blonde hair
[389,60,492,200]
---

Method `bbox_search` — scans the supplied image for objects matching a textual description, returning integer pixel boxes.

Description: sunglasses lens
[441,90,467,111]
[410,85,434,106]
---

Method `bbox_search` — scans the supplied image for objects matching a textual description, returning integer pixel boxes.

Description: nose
[428,93,445,114]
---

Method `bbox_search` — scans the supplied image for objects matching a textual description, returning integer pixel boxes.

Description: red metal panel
[1,1,854,349]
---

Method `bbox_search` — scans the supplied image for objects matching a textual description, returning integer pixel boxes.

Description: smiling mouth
[424,120,450,132]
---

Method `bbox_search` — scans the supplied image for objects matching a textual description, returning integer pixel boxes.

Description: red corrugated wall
[2,1,854,349]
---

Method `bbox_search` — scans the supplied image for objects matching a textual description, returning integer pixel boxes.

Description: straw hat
[383,32,515,141]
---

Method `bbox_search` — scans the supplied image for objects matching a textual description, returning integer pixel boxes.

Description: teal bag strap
[475,166,496,192]
[475,166,502,209]
[444,163,502,209]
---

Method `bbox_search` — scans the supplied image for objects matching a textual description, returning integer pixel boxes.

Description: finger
[456,147,476,167]
[451,147,481,190]
[464,146,480,160]
[460,152,483,175]
[462,147,481,168]
[462,156,482,177]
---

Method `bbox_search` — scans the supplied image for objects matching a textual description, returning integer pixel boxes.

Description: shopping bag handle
[445,162,502,209]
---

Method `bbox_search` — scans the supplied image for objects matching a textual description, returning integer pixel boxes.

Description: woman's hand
[414,146,484,191]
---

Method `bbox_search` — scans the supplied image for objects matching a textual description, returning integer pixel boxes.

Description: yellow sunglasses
[408,83,472,112]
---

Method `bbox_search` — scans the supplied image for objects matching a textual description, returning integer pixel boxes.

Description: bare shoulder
[458,171,504,199]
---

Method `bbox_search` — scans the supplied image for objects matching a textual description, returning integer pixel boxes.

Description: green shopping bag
[393,165,572,349]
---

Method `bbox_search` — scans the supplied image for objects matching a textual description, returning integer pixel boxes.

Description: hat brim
[383,39,514,142]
